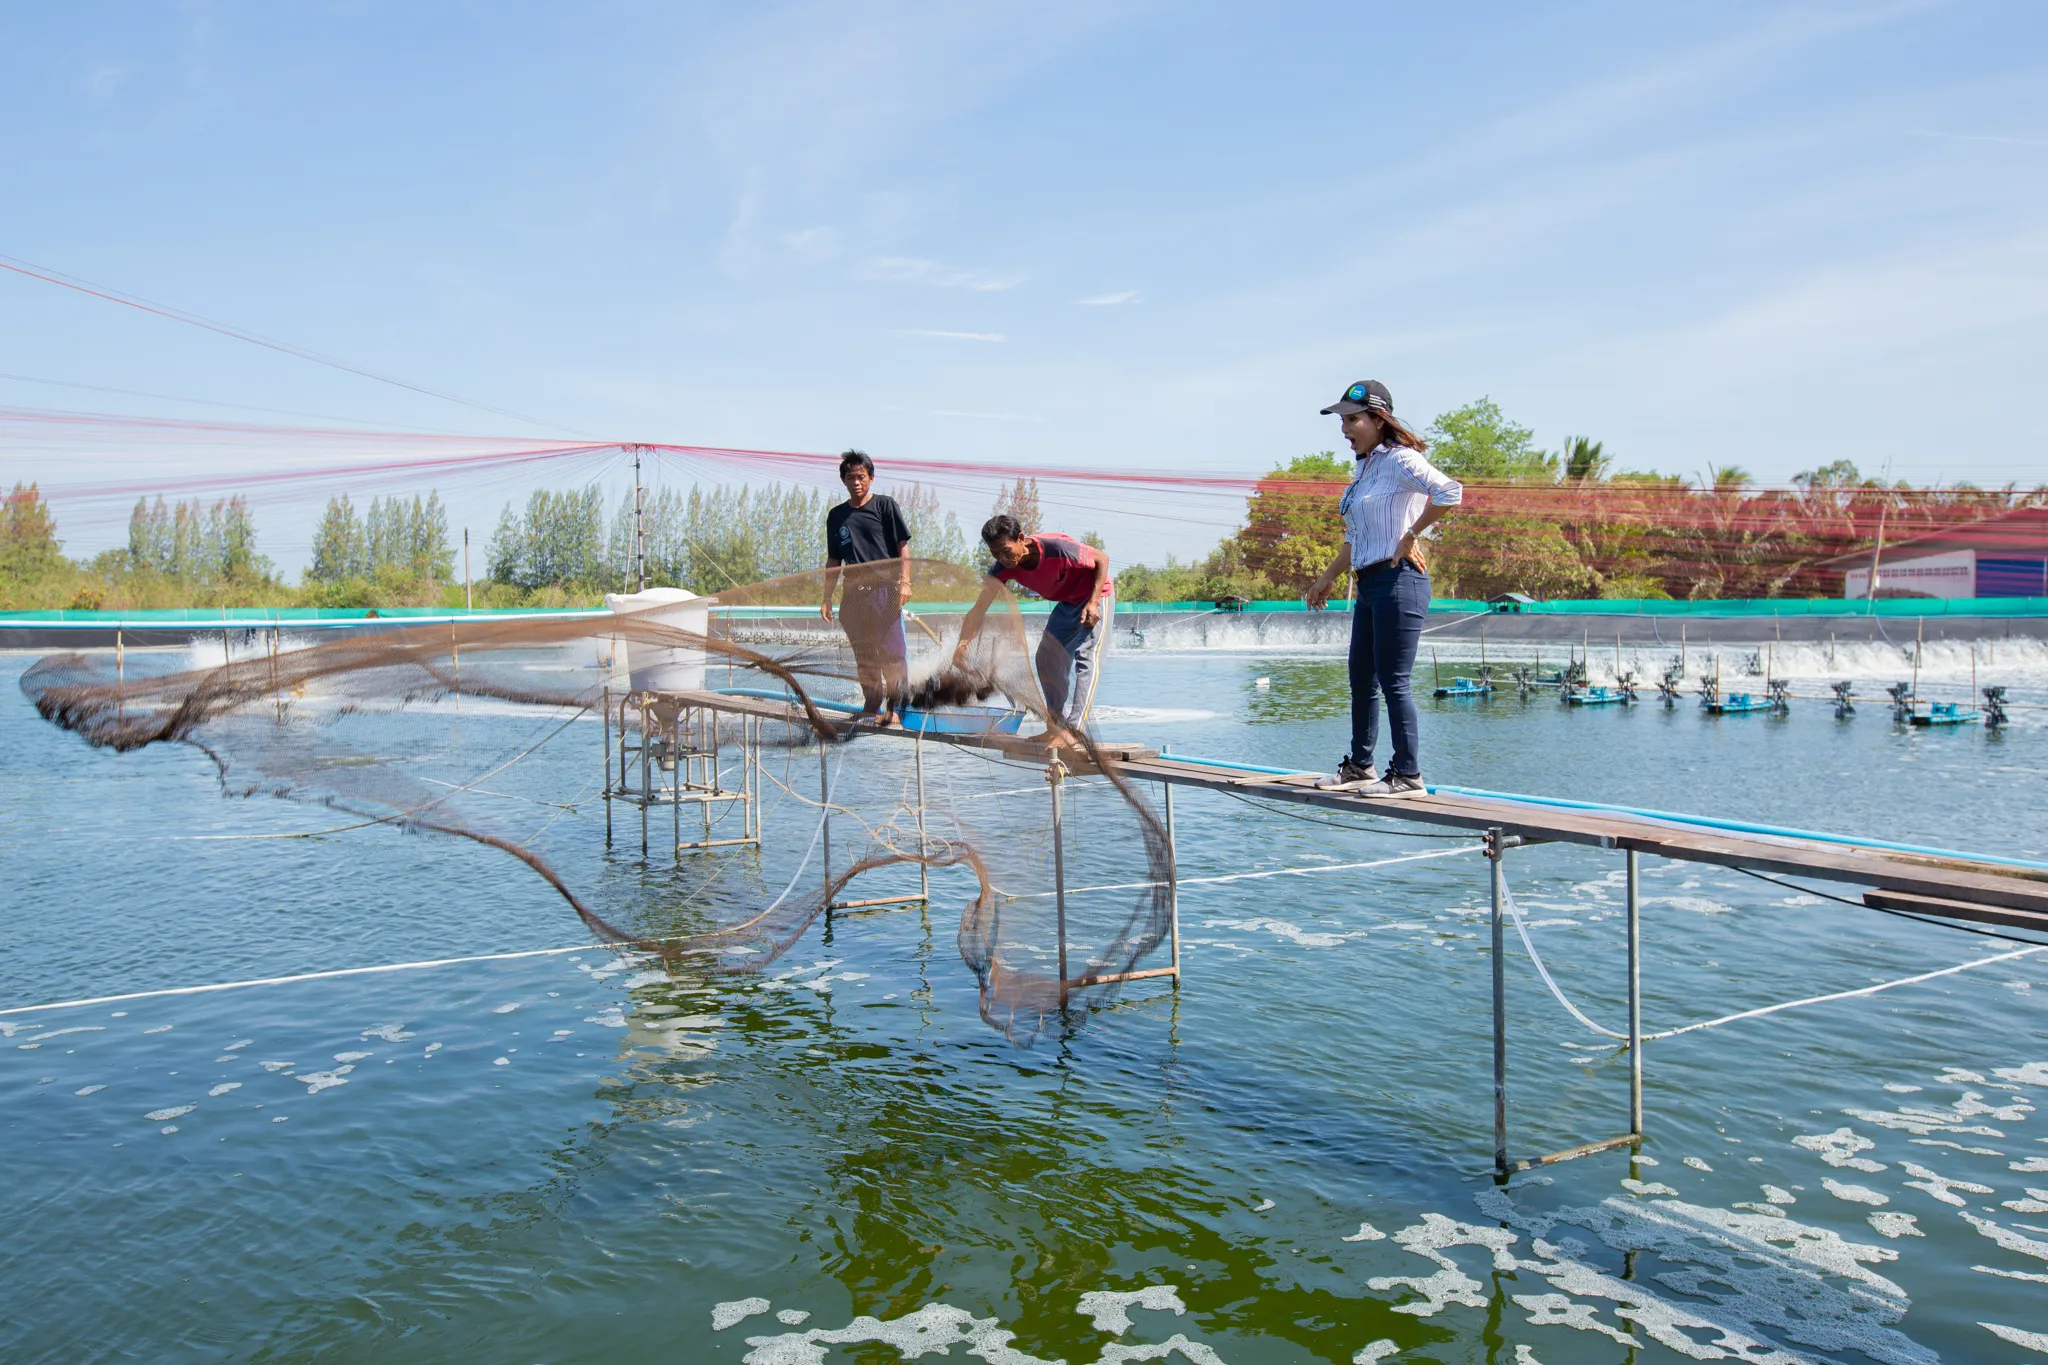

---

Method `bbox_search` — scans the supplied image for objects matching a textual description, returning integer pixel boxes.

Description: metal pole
[1163,745,1181,982]
[602,687,613,847]
[913,730,930,902]
[820,742,832,901]
[463,527,472,611]
[672,707,682,863]
[1051,758,1069,1003]
[633,446,647,592]
[639,697,650,856]
[1490,826,1509,1178]
[116,627,125,725]
[1627,848,1644,1140]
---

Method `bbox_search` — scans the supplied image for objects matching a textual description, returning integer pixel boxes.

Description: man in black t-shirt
[821,450,912,722]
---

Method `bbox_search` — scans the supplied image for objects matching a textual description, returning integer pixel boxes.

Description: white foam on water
[1076,1285,1185,1335]
[1471,1188,1928,1365]
[1365,1213,1517,1318]
[223,1039,251,1050]
[423,1042,442,1054]
[1962,1212,2048,1263]
[1341,1222,1385,1242]
[2000,1188,2048,1213]
[1866,1212,1922,1238]
[1793,1128,1885,1172]
[775,1309,810,1326]
[586,1009,627,1028]
[1621,1180,1678,1197]
[258,1061,294,1072]
[207,1083,240,1098]
[1982,1322,2048,1351]
[1684,1158,1714,1172]
[1352,1343,1397,1364]
[712,1297,770,1331]
[144,1106,194,1122]
[491,1003,520,1015]
[333,1051,372,1063]
[492,1057,509,1066]
[1899,1161,1993,1206]
[1883,1083,1923,1094]
[2013,1157,2048,1173]
[1909,1138,2003,1155]
[297,1065,353,1094]
[142,1024,172,1034]
[361,1024,413,1042]
[1821,1179,1888,1206]
[1993,1062,2048,1086]
[74,1084,105,1096]
[1251,1199,1274,1212]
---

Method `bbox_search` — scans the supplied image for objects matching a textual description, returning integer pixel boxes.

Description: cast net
[20,557,1172,1042]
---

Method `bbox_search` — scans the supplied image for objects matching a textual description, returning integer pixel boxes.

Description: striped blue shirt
[1339,443,1463,570]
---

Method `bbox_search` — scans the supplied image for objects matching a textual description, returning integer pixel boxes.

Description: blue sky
[3,1,2045,569]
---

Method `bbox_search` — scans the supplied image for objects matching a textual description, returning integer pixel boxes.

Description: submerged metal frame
[1489,827,1645,1178]
[602,692,759,861]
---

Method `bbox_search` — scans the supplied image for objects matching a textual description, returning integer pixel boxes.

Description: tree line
[1115,398,2046,602]
[0,477,999,611]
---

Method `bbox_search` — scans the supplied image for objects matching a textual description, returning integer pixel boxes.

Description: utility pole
[463,527,472,610]
[633,445,647,591]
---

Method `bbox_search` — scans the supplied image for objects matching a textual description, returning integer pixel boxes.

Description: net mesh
[20,557,1171,1042]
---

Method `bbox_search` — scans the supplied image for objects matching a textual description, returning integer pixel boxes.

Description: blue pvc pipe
[1159,752,1314,777]
[1431,785,2048,873]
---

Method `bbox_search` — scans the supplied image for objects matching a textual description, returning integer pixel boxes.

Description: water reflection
[1244,660,1350,724]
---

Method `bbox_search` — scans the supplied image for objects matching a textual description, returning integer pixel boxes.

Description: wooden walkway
[660,687,2048,934]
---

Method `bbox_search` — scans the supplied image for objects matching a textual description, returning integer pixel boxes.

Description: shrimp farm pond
[5,628,2048,1365]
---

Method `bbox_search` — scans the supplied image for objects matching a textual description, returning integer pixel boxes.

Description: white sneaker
[1359,771,1427,799]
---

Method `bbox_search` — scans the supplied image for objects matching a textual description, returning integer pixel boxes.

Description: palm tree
[1561,436,1610,484]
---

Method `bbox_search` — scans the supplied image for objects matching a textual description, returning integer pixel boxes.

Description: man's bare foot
[1023,727,1081,748]
[875,710,899,728]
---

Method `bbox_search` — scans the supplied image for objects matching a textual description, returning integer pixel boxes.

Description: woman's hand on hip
[1398,532,1427,573]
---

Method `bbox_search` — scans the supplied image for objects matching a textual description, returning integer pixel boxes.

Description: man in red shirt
[952,514,1113,746]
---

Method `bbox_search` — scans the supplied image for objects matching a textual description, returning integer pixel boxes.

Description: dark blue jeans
[1349,563,1430,776]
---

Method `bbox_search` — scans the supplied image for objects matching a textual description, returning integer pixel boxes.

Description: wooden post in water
[1627,849,1644,1140]
[1680,621,1687,678]
[116,627,125,724]
[820,742,832,901]
[602,687,612,847]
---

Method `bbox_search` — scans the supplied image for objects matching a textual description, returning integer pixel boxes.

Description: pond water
[4,637,2047,1364]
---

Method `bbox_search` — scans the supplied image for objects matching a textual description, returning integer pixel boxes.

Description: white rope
[0,944,608,1017]
[1501,879,1628,1040]
[1002,842,1484,901]
[1500,876,2048,1044]
[1644,944,2048,1040]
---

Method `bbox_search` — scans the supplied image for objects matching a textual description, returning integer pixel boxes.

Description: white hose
[1500,876,2048,1044]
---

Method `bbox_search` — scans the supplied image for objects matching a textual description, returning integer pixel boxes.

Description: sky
[2,0,2045,571]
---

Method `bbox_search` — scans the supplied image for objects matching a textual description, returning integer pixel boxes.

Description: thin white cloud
[887,328,1008,342]
[1078,290,1141,306]
[1909,129,2048,149]
[781,227,841,262]
[860,256,1025,291]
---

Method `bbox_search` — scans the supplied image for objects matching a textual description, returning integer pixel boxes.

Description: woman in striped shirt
[1305,380,1463,796]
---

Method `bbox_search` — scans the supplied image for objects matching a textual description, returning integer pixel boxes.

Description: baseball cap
[1321,379,1393,416]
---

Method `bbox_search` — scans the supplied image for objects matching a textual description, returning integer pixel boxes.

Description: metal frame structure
[602,688,760,859]
[1486,829,1645,1178]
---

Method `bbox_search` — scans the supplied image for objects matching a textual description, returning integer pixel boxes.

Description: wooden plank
[648,687,2048,921]
[1863,889,2048,935]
